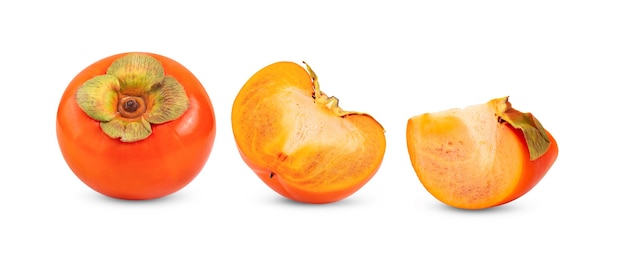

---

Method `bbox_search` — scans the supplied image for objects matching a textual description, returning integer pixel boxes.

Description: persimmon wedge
[231,61,386,204]
[406,97,558,210]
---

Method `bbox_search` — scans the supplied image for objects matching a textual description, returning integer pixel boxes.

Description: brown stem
[118,96,146,119]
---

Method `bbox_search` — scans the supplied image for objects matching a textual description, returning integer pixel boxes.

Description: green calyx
[76,54,189,142]
[491,96,551,161]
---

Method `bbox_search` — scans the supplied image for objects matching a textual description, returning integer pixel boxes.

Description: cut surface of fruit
[232,61,386,204]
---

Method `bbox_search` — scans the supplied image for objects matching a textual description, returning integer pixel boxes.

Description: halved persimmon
[231,61,386,204]
[406,97,558,210]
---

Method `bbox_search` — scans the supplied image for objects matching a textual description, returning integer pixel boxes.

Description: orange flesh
[232,62,386,203]
[407,103,557,209]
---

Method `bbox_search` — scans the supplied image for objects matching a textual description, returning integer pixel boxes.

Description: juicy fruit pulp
[232,61,386,204]
[406,97,558,209]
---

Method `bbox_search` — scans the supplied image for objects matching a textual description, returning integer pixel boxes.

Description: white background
[1,1,624,257]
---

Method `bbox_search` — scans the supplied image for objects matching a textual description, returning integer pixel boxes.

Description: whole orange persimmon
[57,52,216,200]
[406,97,558,210]
[231,61,386,204]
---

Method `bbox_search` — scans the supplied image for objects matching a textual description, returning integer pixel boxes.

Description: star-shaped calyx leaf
[75,54,189,142]
[490,96,551,161]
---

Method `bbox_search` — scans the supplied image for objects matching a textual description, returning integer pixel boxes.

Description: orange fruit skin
[407,109,558,210]
[232,61,386,204]
[503,128,558,206]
